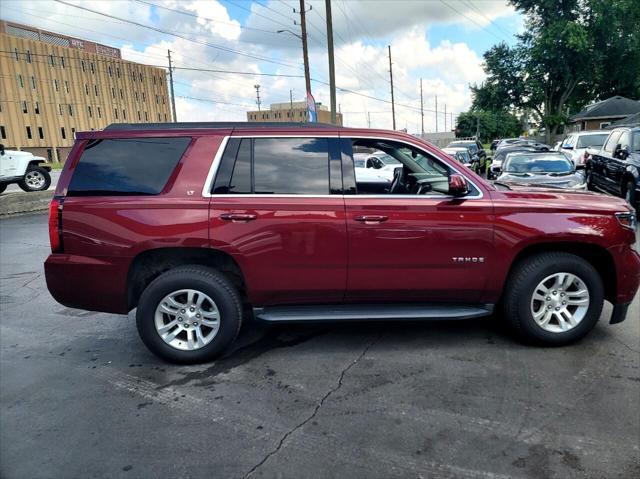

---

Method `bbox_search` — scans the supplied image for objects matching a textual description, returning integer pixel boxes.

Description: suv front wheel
[136,266,243,364]
[503,252,604,345]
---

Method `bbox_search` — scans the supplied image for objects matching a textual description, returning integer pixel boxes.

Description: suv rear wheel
[136,266,243,364]
[19,166,51,192]
[503,252,604,345]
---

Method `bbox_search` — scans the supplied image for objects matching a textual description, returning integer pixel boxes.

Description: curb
[0,190,54,217]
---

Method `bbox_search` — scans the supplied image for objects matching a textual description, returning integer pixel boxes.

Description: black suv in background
[586,127,640,210]
[445,140,487,173]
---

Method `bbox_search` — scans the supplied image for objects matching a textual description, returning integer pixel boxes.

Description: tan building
[247,101,343,126]
[0,21,172,162]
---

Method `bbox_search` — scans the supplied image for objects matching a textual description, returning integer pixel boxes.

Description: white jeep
[0,144,52,193]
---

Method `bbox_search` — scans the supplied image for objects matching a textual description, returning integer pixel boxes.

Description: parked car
[496,138,523,150]
[44,122,640,363]
[496,152,586,190]
[353,152,392,193]
[585,126,640,209]
[442,147,475,169]
[445,140,487,173]
[488,145,540,180]
[559,131,609,168]
[0,144,52,193]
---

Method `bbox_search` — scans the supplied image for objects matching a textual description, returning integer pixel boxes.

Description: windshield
[379,154,401,166]
[576,134,608,149]
[504,155,573,173]
[447,142,477,152]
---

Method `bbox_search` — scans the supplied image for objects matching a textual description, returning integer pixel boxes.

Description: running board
[253,303,494,322]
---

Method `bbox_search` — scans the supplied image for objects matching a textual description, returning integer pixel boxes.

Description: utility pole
[289,89,294,119]
[476,115,480,139]
[167,49,177,122]
[388,45,396,130]
[325,0,337,124]
[435,95,438,133]
[420,78,424,135]
[444,104,447,131]
[298,1,312,96]
[254,84,261,111]
[450,112,453,130]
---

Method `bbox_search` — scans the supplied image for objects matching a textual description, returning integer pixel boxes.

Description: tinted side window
[68,137,190,195]
[229,139,251,193]
[253,138,329,195]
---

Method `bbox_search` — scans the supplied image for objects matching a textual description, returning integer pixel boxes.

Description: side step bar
[254,303,494,322]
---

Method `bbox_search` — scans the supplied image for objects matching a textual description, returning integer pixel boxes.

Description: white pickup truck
[0,144,52,193]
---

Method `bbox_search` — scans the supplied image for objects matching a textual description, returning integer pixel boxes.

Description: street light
[276,29,302,40]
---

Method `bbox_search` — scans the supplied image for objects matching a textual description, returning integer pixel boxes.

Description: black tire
[0,183,6,194]
[585,169,595,191]
[18,166,51,192]
[623,180,637,209]
[502,252,604,346]
[136,266,243,364]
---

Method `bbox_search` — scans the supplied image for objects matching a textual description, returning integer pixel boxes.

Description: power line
[439,0,506,42]
[52,0,303,70]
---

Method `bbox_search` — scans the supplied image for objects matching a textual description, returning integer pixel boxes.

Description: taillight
[48,197,63,253]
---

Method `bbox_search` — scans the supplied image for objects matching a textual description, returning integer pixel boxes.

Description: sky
[1,0,523,133]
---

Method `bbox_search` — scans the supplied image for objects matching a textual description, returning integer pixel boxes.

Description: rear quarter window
[68,137,191,195]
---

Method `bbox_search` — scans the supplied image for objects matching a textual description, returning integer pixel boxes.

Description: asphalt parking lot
[1,213,638,479]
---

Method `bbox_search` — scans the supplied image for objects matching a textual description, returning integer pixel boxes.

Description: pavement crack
[242,332,380,479]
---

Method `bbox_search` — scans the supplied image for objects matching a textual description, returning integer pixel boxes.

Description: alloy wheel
[530,272,590,333]
[25,170,45,189]
[154,289,220,351]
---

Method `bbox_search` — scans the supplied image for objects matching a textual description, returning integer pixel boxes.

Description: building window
[22,101,28,113]
[38,127,44,139]
[600,122,611,129]
[116,67,120,78]
[137,111,141,121]
[60,56,65,68]
[25,50,32,63]
[120,89,124,99]
[49,54,55,66]
[0,126,6,139]
[122,109,126,119]
[144,111,148,121]
[59,104,63,115]
[26,126,32,139]
[31,76,36,89]
[153,76,157,85]
[90,62,95,74]
[111,87,115,99]
[162,96,165,104]
[157,113,160,121]
[114,108,119,119]
[61,127,66,139]
[139,72,143,82]
[53,79,59,91]
[65,81,69,93]
[94,85,98,96]
[97,106,102,118]
[14,48,19,61]
[88,106,93,118]
[164,113,167,121]
[68,105,73,116]
[134,91,139,101]
[155,94,159,104]
[108,65,112,77]
[81,60,86,71]
[35,102,40,114]
[142,92,146,102]
[84,84,89,95]
[17,74,24,88]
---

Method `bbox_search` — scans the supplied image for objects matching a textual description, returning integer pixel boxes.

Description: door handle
[220,213,257,222]
[354,215,388,224]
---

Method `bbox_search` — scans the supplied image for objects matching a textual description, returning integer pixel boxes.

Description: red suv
[45,123,640,363]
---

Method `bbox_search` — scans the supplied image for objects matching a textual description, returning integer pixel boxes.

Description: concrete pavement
[1,213,638,479]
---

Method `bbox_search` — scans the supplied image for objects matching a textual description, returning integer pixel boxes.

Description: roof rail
[103,122,343,131]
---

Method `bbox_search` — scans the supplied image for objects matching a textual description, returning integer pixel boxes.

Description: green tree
[471,0,640,142]
[455,110,522,142]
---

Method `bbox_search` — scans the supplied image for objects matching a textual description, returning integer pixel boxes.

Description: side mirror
[562,145,573,150]
[448,174,469,196]
[615,146,629,159]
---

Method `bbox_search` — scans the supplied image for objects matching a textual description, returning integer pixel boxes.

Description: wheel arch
[504,242,616,304]
[127,247,247,310]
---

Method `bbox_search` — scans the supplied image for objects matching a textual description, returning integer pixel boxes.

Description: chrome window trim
[202,133,485,200]
[201,135,230,197]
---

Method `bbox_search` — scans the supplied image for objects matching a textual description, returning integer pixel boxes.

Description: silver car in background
[496,152,587,190]
[558,131,609,168]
